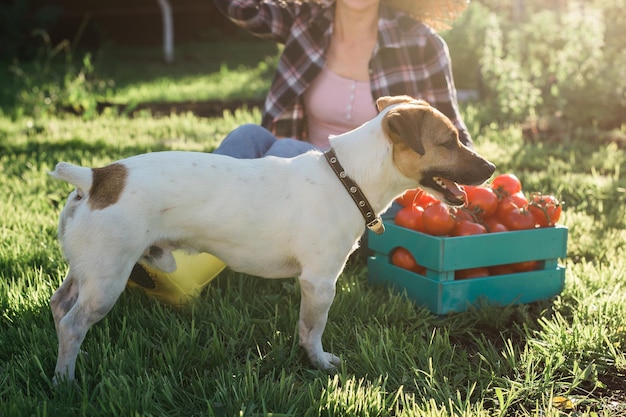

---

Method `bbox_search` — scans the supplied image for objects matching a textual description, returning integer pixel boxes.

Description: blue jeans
[213,124,319,158]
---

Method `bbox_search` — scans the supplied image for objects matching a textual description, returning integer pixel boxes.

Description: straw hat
[290,0,469,30]
[385,0,469,30]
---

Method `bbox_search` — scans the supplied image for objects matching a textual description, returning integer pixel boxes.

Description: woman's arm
[422,34,473,147]
[371,14,473,147]
[213,0,299,43]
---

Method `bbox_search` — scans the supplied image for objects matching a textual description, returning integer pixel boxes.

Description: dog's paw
[314,352,341,372]
[52,372,74,386]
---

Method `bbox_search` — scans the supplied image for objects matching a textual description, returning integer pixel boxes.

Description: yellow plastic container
[128,251,226,305]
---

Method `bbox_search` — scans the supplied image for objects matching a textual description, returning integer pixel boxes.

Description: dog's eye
[441,140,457,150]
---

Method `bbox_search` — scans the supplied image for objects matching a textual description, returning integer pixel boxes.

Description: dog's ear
[376,95,431,112]
[382,106,426,155]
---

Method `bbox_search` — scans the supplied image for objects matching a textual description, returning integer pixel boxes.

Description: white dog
[49,96,495,382]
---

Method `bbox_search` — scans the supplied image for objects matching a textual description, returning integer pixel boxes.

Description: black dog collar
[324,148,385,235]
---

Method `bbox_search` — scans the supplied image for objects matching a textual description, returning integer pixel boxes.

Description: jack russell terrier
[49,95,495,382]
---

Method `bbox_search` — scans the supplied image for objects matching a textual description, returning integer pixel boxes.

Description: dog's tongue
[441,178,466,200]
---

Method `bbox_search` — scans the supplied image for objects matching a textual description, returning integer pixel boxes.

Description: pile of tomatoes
[391,173,563,279]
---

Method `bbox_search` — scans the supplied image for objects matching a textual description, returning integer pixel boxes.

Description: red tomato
[488,264,517,276]
[508,191,529,208]
[396,188,421,207]
[495,197,520,220]
[502,207,536,231]
[483,217,509,233]
[391,247,426,275]
[495,193,527,216]
[415,190,439,208]
[491,173,522,197]
[452,220,487,236]
[394,205,425,232]
[455,267,490,279]
[510,260,540,272]
[528,193,562,227]
[422,202,456,236]
[464,185,499,218]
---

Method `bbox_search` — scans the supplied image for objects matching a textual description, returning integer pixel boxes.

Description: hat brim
[284,0,469,30]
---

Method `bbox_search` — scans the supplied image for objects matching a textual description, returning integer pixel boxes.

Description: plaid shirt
[214,0,472,147]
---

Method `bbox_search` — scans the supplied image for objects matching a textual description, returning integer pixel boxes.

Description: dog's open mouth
[421,175,466,206]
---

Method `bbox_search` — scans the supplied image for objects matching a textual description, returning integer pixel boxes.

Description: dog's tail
[49,162,93,192]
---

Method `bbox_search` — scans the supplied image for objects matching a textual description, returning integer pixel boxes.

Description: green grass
[2,42,626,416]
[0,40,278,119]
[96,41,279,104]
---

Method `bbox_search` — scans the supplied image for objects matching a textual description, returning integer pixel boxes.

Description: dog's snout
[463,153,497,185]
[468,149,496,176]
[484,160,496,176]
[476,159,496,183]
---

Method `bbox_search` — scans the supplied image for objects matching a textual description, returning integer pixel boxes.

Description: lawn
[96,41,279,105]
[2,38,626,416]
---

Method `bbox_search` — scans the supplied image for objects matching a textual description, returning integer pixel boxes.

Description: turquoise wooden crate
[367,222,568,314]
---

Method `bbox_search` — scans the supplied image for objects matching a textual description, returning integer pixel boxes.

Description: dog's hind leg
[52,262,131,384]
[50,272,79,333]
[298,273,341,371]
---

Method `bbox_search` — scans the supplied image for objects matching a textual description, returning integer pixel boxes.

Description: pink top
[303,66,377,149]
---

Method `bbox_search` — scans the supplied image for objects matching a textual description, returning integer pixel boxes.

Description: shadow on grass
[94,98,265,119]
[0,137,173,166]
[96,41,278,91]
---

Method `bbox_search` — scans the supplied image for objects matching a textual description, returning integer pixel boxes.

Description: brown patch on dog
[376,95,427,112]
[380,96,495,205]
[383,106,428,155]
[384,104,467,178]
[89,163,128,210]
[382,104,459,178]
[378,96,434,156]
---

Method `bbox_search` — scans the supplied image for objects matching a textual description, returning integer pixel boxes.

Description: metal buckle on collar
[367,217,385,235]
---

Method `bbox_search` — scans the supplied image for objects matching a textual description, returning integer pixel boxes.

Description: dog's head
[378,95,495,206]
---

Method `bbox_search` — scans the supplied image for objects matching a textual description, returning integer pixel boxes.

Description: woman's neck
[325,1,379,80]
[333,1,379,43]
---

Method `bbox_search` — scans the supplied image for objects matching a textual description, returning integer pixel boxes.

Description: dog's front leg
[298,275,341,371]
